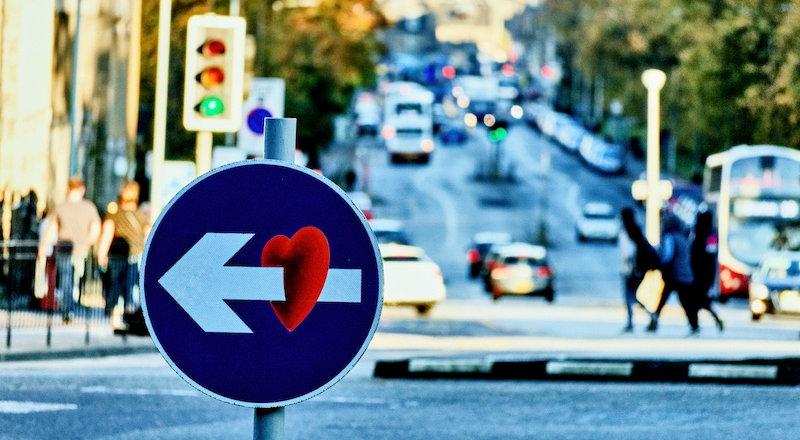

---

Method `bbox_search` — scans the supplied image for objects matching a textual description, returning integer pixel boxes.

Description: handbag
[636,270,664,313]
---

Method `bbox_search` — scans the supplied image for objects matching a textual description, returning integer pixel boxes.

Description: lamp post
[632,69,672,246]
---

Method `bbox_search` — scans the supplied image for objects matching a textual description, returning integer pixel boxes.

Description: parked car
[466,231,512,278]
[369,219,411,245]
[576,202,620,242]
[346,191,373,220]
[485,243,554,301]
[380,243,446,315]
[749,252,800,321]
[579,135,626,174]
[553,118,587,152]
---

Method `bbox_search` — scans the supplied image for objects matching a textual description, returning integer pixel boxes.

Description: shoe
[646,317,658,332]
[622,324,634,333]
[687,328,700,337]
[716,319,724,332]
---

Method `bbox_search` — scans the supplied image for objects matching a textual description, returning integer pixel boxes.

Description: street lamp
[633,69,672,246]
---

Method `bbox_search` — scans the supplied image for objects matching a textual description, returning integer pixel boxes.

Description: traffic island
[373,357,800,385]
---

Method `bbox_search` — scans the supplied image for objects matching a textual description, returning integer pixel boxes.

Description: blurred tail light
[719,264,748,295]
[363,209,373,220]
[467,249,480,264]
[536,266,553,278]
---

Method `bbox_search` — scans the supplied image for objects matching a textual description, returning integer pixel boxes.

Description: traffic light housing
[183,14,246,132]
[488,119,509,143]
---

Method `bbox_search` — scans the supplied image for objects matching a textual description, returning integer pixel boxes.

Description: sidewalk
[0,325,154,362]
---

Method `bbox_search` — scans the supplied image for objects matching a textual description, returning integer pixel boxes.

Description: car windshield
[585,212,614,220]
[503,256,543,265]
[374,230,411,245]
[383,255,421,262]
[396,128,423,137]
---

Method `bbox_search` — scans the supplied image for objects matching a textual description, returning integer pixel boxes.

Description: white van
[381,84,435,164]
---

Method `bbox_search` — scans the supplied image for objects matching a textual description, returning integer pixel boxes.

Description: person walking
[619,207,660,332]
[691,210,724,331]
[37,177,101,321]
[648,213,697,334]
[97,181,149,323]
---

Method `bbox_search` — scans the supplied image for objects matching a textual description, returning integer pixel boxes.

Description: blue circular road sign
[141,160,382,407]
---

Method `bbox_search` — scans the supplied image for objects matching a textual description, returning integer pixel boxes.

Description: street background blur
[1,1,800,439]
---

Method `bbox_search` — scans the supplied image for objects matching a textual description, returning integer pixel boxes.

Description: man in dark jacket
[648,213,698,333]
[691,210,724,331]
[620,207,659,331]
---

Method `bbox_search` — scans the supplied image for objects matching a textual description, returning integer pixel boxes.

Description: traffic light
[488,119,509,143]
[183,14,246,132]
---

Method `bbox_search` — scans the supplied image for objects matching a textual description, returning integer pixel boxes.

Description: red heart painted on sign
[261,227,330,331]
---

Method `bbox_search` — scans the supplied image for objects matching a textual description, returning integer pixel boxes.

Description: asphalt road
[1,353,799,440]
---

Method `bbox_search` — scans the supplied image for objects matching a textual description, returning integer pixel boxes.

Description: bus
[704,145,800,299]
[381,82,435,164]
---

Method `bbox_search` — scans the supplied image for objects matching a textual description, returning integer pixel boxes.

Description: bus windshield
[730,156,800,197]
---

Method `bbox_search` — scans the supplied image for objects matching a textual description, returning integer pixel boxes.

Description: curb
[0,343,156,362]
[374,357,800,385]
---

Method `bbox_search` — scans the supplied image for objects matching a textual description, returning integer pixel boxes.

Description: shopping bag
[636,270,664,313]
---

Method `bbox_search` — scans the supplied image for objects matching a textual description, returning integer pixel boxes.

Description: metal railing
[0,240,141,348]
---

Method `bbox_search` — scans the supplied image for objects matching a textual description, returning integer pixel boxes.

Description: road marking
[0,401,78,414]
[687,364,778,380]
[80,385,199,397]
[408,358,492,374]
[415,176,460,248]
[546,361,633,377]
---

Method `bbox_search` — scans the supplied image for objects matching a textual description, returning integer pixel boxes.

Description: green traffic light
[197,96,225,117]
[489,127,508,142]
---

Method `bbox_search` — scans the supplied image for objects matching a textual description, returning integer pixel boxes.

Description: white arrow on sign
[158,233,362,333]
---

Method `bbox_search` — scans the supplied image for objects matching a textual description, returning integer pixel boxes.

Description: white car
[576,202,620,242]
[380,243,446,315]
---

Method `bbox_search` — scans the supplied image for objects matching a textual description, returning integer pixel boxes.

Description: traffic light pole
[196,131,213,175]
[252,117,295,440]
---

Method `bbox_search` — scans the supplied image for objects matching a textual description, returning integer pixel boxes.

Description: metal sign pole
[252,117,295,440]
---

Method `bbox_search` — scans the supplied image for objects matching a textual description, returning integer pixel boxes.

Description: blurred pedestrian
[37,177,101,321]
[97,181,149,319]
[691,210,724,331]
[619,207,659,332]
[648,213,697,334]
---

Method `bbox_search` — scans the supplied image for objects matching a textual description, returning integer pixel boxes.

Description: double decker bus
[704,145,800,299]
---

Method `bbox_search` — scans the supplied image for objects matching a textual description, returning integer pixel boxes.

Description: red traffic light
[196,66,224,88]
[199,39,226,56]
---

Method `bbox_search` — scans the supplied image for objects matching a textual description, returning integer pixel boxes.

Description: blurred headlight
[750,283,769,299]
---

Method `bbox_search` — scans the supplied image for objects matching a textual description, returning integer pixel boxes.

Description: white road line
[80,385,199,397]
[408,358,492,374]
[546,361,633,377]
[0,401,78,414]
[687,364,778,380]
[414,175,460,248]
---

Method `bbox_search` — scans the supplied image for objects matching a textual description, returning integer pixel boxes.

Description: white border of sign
[140,159,384,408]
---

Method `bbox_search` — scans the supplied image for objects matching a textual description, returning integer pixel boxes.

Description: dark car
[440,122,468,145]
[466,232,512,278]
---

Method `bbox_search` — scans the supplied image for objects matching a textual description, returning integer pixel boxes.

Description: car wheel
[576,232,585,242]
[416,304,433,315]
[751,312,762,322]
[717,295,730,304]
[389,153,401,164]
[543,288,555,303]
[469,265,480,278]
[418,154,431,164]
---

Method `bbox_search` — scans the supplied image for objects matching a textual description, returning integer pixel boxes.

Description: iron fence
[0,240,141,348]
